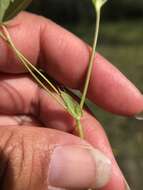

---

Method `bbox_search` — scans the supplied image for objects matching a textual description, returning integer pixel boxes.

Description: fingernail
[134,111,143,120]
[124,179,131,190]
[48,186,67,190]
[48,145,111,189]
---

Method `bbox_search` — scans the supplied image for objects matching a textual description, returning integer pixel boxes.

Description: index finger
[0,12,143,116]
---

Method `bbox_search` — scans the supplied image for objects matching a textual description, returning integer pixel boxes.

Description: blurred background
[28,0,143,189]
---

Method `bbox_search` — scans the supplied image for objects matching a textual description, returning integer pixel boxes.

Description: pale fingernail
[124,179,131,190]
[134,111,143,120]
[48,186,67,190]
[48,145,112,189]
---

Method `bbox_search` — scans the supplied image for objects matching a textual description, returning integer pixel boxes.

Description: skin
[0,12,143,190]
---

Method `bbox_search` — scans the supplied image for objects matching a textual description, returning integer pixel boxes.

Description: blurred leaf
[4,0,32,22]
[0,0,11,22]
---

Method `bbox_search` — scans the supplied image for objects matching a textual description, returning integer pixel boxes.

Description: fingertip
[48,145,112,189]
[81,113,129,190]
[88,53,143,116]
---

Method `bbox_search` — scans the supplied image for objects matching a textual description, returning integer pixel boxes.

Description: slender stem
[17,49,60,95]
[1,25,60,95]
[80,9,101,109]
[12,43,66,109]
[76,119,84,139]
[20,53,60,95]
[0,25,67,109]
[20,55,66,109]
[0,31,7,41]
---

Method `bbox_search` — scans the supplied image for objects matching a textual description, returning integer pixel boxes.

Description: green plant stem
[0,1,106,141]
[1,25,60,96]
[0,25,67,109]
[0,31,7,41]
[80,9,101,109]
[76,119,84,139]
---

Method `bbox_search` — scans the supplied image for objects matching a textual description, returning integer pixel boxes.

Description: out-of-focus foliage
[4,0,32,22]
[28,0,143,24]
[0,0,32,22]
[0,0,11,21]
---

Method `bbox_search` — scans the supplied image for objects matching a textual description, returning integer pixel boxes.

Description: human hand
[0,12,143,190]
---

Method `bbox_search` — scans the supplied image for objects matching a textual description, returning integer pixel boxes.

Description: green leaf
[3,0,32,22]
[0,0,11,22]
[60,91,83,119]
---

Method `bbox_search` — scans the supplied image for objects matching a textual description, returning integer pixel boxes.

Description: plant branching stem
[2,26,60,95]
[80,9,101,109]
[0,1,106,141]
[0,25,67,109]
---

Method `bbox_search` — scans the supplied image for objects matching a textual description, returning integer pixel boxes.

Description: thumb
[0,126,111,190]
